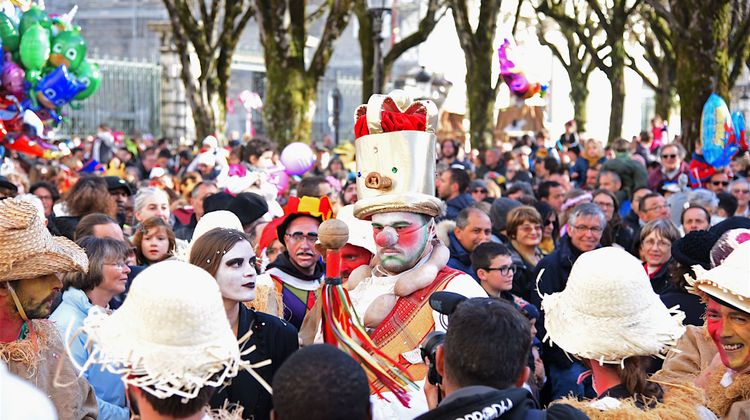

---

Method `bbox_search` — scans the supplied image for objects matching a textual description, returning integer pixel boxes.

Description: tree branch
[626,53,657,90]
[306,0,332,23]
[306,0,354,84]
[383,0,445,68]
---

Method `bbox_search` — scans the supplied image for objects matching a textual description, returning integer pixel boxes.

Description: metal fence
[57,57,162,138]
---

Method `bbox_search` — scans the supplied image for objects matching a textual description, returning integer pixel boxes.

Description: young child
[133,216,176,265]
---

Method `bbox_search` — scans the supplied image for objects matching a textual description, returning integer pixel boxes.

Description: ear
[476,268,487,282]
[453,226,461,237]
[514,366,530,388]
[436,344,446,378]
[249,155,259,165]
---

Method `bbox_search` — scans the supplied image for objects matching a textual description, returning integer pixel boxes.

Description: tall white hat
[541,247,686,365]
[336,205,376,255]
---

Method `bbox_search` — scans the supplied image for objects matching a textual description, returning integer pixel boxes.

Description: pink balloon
[280,142,315,176]
[269,170,290,195]
[2,54,26,97]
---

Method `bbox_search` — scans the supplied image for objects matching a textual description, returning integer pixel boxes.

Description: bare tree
[536,0,596,132]
[539,0,643,144]
[162,0,255,141]
[354,0,448,101]
[254,0,354,147]
[626,8,675,121]
[645,0,750,155]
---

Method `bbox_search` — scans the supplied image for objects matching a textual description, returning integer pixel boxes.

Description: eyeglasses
[285,232,319,244]
[642,238,671,249]
[544,219,555,226]
[711,181,729,186]
[732,189,750,195]
[593,200,614,209]
[484,265,515,276]
[105,262,128,271]
[473,188,488,194]
[661,154,677,159]
[571,224,603,234]
[518,224,542,233]
[645,203,670,212]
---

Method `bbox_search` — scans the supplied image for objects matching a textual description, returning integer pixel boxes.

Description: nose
[375,227,398,248]
[364,172,393,190]
[123,265,132,275]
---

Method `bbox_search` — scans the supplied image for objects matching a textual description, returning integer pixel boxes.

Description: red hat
[258,217,283,252]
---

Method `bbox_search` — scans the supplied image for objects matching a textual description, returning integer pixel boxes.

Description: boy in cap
[0,198,98,419]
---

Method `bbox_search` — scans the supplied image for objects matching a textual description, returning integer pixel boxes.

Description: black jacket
[209,305,299,420]
[660,288,706,327]
[443,193,475,221]
[415,386,589,420]
[508,244,538,302]
[530,235,590,369]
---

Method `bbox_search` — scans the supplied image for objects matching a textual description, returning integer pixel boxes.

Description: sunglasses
[661,154,677,159]
[711,180,729,186]
[473,188,488,194]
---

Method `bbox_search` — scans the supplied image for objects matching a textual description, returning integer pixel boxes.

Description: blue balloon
[732,111,745,142]
[33,64,85,110]
[701,93,735,168]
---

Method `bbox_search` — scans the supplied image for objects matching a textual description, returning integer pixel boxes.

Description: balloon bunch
[498,38,548,101]
[700,93,743,168]
[0,2,101,158]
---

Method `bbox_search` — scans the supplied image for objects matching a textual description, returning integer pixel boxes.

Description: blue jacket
[446,231,477,281]
[444,193,475,221]
[50,288,129,420]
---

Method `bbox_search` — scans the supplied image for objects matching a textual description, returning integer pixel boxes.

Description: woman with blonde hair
[189,227,297,420]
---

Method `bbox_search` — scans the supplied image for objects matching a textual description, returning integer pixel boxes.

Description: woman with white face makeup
[190,228,298,420]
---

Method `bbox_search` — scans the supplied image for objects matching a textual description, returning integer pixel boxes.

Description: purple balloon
[280,142,315,176]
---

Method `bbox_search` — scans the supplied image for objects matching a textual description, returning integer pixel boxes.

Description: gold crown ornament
[352,90,443,220]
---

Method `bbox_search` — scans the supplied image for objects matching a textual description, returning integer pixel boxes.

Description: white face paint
[215,240,257,302]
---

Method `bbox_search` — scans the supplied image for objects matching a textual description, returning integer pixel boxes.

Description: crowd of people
[1,111,750,420]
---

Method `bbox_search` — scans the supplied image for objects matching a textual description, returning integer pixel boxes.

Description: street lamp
[328,86,342,146]
[367,0,393,94]
[414,66,432,98]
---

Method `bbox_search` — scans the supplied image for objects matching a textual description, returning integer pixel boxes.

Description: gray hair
[729,177,750,191]
[658,143,686,160]
[66,236,130,291]
[687,188,718,211]
[567,202,606,229]
[134,187,169,213]
[639,218,680,245]
[455,207,488,229]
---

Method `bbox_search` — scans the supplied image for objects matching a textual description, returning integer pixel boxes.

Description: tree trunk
[606,37,626,144]
[671,0,731,156]
[355,2,374,102]
[654,87,672,122]
[263,59,316,146]
[568,74,589,133]
[465,61,495,150]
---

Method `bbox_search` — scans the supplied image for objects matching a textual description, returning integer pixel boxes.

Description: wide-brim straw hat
[0,198,88,282]
[73,261,244,399]
[687,240,750,314]
[541,247,686,365]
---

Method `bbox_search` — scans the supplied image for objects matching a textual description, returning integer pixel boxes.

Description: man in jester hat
[343,90,487,418]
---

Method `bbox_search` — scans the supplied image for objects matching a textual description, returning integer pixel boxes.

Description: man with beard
[345,90,487,418]
[267,196,333,330]
[0,198,98,419]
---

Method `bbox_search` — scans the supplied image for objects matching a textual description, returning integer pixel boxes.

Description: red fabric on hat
[259,217,284,251]
[354,111,427,139]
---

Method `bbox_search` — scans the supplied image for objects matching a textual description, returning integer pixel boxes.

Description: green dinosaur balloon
[19,5,51,35]
[0,12,19,51]
[50,30,86,70]
[19,24,50,76]
[73,59,101,100]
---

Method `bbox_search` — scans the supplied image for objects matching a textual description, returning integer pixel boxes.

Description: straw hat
[688,240,750,314]
[73,261,245,399]
[541,247,686,365]
[0,198,88,282]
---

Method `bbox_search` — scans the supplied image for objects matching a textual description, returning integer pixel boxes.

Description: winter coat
[601,156,648,199]
[414,386,588,420]
[50,288,129,419]
[648,161,691,193]
[443,193,475,221]
[508,243,540,302]
[446,230,477,281]
[530,235,592,369]
[209,304,298,420]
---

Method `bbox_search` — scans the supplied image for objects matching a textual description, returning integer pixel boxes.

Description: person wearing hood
[417,297,587,420]
[436,167,474,221]
[489,197,522,243]
[266,196,332,330]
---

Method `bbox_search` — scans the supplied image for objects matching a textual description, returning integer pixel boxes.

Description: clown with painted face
[687,241,750,418]
[344,90,487,419]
